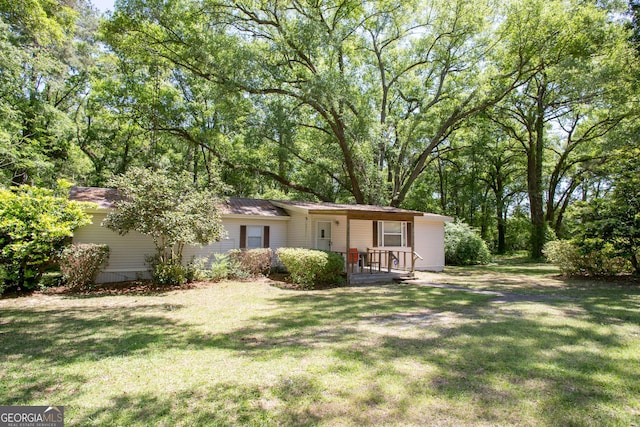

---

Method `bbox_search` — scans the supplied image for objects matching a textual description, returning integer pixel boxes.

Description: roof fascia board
[223,214,290,221]
[418,213,454,222]
[270,201,310,214]
[346,212,419,221]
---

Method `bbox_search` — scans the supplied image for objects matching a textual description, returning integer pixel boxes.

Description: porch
[336,248,423,285]
[270,200,428,285]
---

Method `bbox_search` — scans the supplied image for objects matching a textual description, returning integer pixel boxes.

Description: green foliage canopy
[569,148,640,274]
[0,0,98,186]
[103,167,227,264]
[0,185,92,291]
[101,0,535,206]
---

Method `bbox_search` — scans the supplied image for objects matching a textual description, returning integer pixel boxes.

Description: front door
[316,221,332,251]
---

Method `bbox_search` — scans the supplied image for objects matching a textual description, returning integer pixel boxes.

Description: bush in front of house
[444,221,491,266]
[544,240,630,276]
[229,248,273,277]
[152,260,189,286]
[60,243,110,289]
[184,257,211,282]
[0,185,92,293]
[207,254,233,282]
[276,248,344,289]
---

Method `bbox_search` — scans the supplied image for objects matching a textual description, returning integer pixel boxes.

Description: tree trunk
[631,247,639,275]
[528,78,547,260]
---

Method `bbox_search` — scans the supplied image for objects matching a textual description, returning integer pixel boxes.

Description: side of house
[69,187,452,282]
[271,201,452,272]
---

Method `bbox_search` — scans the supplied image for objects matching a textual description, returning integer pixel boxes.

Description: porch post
[411,218,416,272]
[346,213,351,285]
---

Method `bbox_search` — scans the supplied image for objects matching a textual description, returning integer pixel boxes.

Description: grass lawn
[1,263,639,426]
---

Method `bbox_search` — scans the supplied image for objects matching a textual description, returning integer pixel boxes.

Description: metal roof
[271,200,424,216]
[69,186,122,209]
[222,197,289,217]
[69,187,444,220]
[69,187,289,217]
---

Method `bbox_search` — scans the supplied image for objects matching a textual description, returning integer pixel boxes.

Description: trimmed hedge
[229,248,273,277]
[59,243,110,289]
[276,248,344,289]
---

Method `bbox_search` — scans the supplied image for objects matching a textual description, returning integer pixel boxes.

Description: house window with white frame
[246,225,264,249]
[377,221,407,247]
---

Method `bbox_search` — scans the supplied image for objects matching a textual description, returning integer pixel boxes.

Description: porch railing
[337,249,422,274]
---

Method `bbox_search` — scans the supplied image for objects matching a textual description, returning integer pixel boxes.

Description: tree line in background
[1,0,639,264]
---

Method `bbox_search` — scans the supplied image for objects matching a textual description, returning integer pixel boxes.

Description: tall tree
[570,145,640,274]
[469,119,526,253]
[0,0,98,186]
[490,0,637,258]
[103,0,534,204]
[103,167,227,265]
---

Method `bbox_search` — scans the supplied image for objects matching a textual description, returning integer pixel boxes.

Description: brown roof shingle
[69,187,289,217]
[271,200,423,215]
[69,187,426,218]
[221,198,289,217]
[69,186,122,209]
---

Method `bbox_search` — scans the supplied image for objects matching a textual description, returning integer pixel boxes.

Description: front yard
[1,264,639,426]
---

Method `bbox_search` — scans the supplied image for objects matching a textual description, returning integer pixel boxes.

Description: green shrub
[544,240,630,276]
[184,257,210,282]
[276,248,344,289]
[229,248,273,277]
[59,244,110,289]
[543,240,580,275]
[0,186,92,292]
[208,254,232,282]
[444,221,491,266]
[152,261,188,286]
[0,265,6,295]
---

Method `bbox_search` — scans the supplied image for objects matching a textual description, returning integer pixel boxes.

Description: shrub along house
[69,187,452,284]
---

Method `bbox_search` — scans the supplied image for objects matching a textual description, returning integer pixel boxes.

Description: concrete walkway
[403,279,574,303]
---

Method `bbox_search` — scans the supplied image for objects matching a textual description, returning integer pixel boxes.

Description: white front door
[316,221,332,251]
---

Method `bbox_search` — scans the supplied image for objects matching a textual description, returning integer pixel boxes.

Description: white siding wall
[348,220,373,251]
[413,218,446,271]
[285,212,310,248]
[182,217,288,260]
[73,212,289,283]
[72,212,157,282]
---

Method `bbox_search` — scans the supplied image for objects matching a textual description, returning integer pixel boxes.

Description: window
[240,225,270,249]
[376,221,408,247]
[246,226,263,249]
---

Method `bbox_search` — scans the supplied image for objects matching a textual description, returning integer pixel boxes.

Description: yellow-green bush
[0,186,91,293]
[276,248,344,289]
[544,240,631,276]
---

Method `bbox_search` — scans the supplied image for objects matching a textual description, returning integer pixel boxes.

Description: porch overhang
[307,209,419,222]
[270,200,423,221]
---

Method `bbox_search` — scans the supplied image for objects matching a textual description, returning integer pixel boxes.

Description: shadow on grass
[2,283,639,425]
[0,304,192,363]
[191,284,640,425]
[0,303,196,404]
[70,376,325,426]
